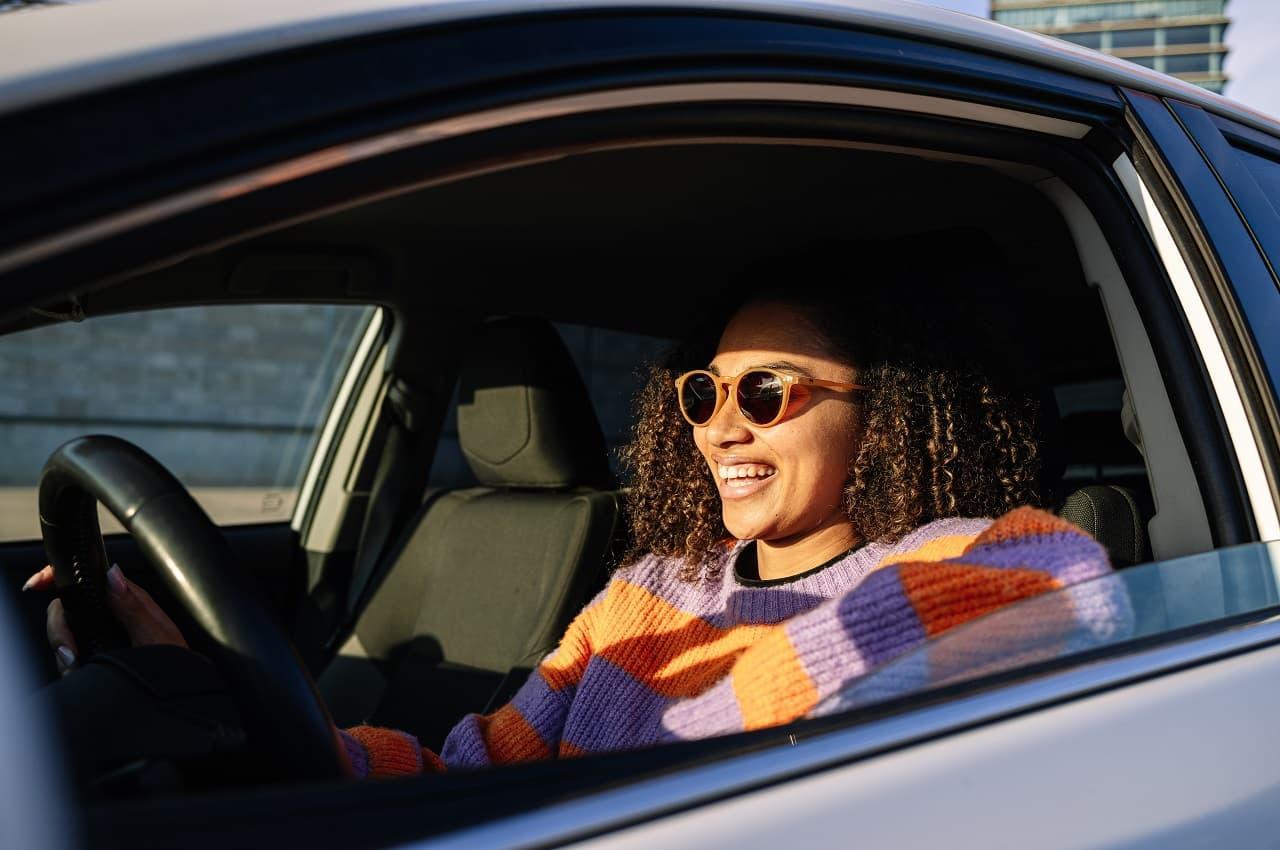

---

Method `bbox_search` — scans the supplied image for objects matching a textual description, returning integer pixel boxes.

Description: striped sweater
[340,507,1117,777]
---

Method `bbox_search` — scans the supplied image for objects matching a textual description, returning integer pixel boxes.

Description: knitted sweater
[340,507,1115,777]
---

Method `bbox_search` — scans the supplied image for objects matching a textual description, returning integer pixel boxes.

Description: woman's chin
[721,513,774,542]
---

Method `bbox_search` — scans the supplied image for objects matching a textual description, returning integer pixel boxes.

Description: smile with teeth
[718,463,778,485]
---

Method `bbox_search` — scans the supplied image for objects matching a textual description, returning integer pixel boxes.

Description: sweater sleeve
[339,581,606,779]
[659,506,1125,741]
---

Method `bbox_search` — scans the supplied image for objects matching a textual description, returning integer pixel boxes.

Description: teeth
[717,463,777,481]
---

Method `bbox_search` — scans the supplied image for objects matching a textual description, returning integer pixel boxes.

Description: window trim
[292,306,385,534]
[1113,156,1280,544]
[1124,90,1280,543]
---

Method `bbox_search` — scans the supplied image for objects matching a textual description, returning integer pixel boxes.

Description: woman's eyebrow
[758,360,814,377]
[706,361,815,377]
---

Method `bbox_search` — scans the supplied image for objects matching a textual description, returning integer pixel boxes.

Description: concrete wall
[0,304,369,487]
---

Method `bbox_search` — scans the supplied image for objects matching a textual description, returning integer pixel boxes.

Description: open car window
[814,541,1280,717]
[0,303,375,541]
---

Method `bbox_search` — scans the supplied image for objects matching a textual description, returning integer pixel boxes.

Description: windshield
[812,540,1280,716]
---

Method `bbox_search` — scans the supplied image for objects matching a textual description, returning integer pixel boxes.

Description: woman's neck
[755,519,860,581]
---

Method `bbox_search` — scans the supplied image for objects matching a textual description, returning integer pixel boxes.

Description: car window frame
[1124,90,1280,543]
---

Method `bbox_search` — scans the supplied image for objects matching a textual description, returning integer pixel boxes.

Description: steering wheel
[38,435,347,782]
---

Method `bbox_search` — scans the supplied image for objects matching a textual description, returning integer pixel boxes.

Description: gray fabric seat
[320,317,622,748]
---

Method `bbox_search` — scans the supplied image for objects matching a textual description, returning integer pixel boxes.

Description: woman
[29,282,1116,777]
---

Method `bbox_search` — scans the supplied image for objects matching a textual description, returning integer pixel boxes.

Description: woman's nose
[705,394,752,446]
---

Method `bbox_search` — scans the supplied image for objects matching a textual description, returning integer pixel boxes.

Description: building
[991,1,1230,94]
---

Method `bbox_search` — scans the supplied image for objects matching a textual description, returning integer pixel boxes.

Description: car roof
[2,0,1277,136]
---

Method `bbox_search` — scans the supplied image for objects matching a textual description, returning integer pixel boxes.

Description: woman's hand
[23,563,188,674]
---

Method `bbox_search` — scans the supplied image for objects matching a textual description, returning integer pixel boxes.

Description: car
[1,0,1279,847]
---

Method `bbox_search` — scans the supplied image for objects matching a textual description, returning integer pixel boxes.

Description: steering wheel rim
[39,435,346,782]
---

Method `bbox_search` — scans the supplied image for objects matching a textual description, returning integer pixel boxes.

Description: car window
[812,540,1280,717]
[429,322,673,488]
[0,304,375,541]
[1230,144,1280,222]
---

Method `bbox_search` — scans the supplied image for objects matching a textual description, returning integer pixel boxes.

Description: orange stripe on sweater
[474,704,552,764]
[899,561,1060,638]
[877,534,980,568]
[539,601,599,692]
[596,579,772,698]
[732,629,819,730]
[972,506,1083,547]
[346,726,424,777]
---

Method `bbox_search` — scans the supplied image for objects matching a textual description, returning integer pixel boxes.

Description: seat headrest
[1060,484,1148,568]
[457,317,611,489]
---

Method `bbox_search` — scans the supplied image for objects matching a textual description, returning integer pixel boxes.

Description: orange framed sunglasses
[674,368,868,428]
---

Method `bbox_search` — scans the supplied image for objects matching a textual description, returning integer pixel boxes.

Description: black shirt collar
[732,540,860,587]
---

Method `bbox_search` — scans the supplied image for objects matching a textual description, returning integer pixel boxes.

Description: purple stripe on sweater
[659,677,744,742]
[509,668,574,749]
[338,729,370,779]
[720,588,833,626]
[1065,574,1135,643]
[836,567,929,670]
[948,532,1106,581]
[560,656,669,753]
[784,600,870,700]
[439,714,491,769]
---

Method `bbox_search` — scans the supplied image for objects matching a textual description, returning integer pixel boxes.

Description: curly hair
[618,274,1044,582]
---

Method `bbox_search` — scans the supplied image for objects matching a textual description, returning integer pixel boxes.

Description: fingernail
[107,564,126,595]
[21,575,37,592]
[56,646,75,668]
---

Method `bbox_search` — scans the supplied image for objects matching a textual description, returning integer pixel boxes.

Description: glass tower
[990,1,1230,94]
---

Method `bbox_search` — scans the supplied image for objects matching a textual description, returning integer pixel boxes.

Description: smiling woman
[330,265,1114,773]
[624,272,1045,583]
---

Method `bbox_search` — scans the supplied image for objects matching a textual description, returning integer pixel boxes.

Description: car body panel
[0,0,1276,136]
[562,636,1280,850]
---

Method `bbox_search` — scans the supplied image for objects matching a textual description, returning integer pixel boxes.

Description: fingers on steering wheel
[104,565,188,649]
[21,564,54,593]
[45,598,77,675]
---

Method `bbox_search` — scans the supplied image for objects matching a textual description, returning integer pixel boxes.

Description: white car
[1,1,1279,848]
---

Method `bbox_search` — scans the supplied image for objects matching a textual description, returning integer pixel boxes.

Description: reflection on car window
[812,541,1280,716]
[0,304,375,540]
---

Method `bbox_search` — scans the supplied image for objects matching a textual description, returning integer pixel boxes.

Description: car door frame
[1123,90,1280,543]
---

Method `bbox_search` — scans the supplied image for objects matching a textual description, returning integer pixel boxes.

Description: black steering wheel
[38,435,346,782]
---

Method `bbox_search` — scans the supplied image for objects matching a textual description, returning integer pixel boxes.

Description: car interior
[0,131,1230,844]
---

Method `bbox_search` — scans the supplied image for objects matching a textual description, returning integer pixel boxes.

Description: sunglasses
[674,368,868,428]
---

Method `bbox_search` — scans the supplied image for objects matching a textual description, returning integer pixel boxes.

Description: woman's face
[692,300,864,544]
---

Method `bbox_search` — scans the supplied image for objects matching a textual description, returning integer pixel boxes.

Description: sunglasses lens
[680,373,720,424]
[737,371,785,424]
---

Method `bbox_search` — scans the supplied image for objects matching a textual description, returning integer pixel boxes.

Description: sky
[920,0,1280,120]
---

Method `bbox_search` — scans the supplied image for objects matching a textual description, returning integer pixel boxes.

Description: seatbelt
[326,377,433,653]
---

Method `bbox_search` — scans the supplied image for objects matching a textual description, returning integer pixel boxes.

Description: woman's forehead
[711,301,850,372]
